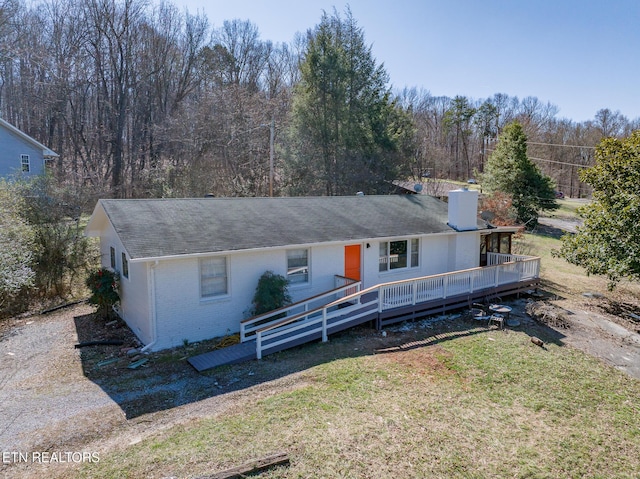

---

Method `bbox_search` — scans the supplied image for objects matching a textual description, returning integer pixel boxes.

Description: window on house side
[411,238,420,267]
[379,239,419,272]
[110,247,116,269]
[200,256,228,297]
[121,252,129,279]
[287,249,309,284]
[21,155,30,172]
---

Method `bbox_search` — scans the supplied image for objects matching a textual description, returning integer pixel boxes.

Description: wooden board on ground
[197,452,290,479]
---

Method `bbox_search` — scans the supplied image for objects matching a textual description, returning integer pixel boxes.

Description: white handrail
[241,277,360,341]
[252,256,540,360]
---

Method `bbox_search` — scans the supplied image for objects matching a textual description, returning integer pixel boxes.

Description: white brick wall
[109,232,482,352]
[150,244,350,350]
[98,222,151,344]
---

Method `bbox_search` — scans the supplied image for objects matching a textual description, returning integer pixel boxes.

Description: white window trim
[199,256,230,301]
[286,248,311,288]
[379,238,420,274]
[21,154,30,173]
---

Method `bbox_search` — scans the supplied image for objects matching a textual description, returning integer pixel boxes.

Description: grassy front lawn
[73,323,640,479]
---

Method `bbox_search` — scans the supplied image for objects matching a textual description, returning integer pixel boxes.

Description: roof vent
[356,191,365,196]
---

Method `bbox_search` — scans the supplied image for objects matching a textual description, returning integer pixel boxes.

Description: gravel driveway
[0,305,117,453]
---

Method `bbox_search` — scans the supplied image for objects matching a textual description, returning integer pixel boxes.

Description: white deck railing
[240,275,360,341]
[379,255,539,310]
[250,255,540,359]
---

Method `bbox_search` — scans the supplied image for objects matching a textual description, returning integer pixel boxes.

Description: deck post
[412,280,417,305]
[256,332,262,360]
[322,308,328,342]
[240,325,246,343]
[378,287,384,312]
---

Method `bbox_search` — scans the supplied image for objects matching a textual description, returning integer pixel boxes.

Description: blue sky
[176,0,640,123]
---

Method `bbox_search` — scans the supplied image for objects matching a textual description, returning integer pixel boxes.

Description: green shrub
[0,180,36,317]
[86,268,120,319]
[250,271,291,316]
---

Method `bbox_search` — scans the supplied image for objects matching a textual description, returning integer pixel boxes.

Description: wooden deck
[188,254,540,372]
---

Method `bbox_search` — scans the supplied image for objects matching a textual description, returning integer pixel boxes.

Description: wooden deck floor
[188,278,539,372]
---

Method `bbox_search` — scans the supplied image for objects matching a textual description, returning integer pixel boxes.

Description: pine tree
[283,8,414,196]
[483,121,557,227]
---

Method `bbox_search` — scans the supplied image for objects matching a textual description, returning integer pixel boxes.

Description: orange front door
[344,244,361,281]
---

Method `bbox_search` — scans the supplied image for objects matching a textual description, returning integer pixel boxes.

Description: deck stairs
[188,254,540,372]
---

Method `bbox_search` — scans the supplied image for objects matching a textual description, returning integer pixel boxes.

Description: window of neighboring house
[44,158,54,170]
[200,256,228,298]
[287,249,309,284]
[121,252,129,279]
[379,239,420,272]
[21,155,30,173]
[110,247,116,270]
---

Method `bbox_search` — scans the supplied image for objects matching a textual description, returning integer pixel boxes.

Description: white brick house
[85,191,517,351]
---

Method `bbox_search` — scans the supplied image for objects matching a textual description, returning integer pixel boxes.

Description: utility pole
[269,118,275,197]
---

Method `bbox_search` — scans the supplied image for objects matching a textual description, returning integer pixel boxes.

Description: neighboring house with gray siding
[0,118,58,178]
[85,191,521,352]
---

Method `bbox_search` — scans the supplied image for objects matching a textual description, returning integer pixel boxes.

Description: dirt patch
[526,301,572,329]
[373,344,456,378]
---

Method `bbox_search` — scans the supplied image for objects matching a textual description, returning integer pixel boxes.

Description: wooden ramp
[188,256,541,372]
[188,341,256,372]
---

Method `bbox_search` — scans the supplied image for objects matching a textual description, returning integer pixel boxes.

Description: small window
[44,158,54,170]
[121,252,129,278]
[287,249,309,284]
[200,256,228,297]
[21,155,30,172]
[411,238,420,267]
[110,247,116,269]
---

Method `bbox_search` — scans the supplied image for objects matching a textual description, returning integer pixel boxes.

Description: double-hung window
[21,155,30,172]
[200,256,228,298]
[379,238,419,272]
[287,249,309,284]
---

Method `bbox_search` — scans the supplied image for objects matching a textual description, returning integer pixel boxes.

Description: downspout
[141,260,158,353]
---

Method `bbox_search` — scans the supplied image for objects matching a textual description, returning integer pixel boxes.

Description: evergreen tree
[557,131,640,287]
[483,121,557,227]
[283,8,414,196]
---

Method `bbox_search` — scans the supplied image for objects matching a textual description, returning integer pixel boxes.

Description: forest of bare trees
[2,0,639,206]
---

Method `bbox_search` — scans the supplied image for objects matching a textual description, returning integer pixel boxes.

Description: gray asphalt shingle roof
[94,195,481,260]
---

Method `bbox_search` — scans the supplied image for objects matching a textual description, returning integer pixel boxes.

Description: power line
[486,148,592,168]
[526,141,596,150]
[529,156,591,168]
